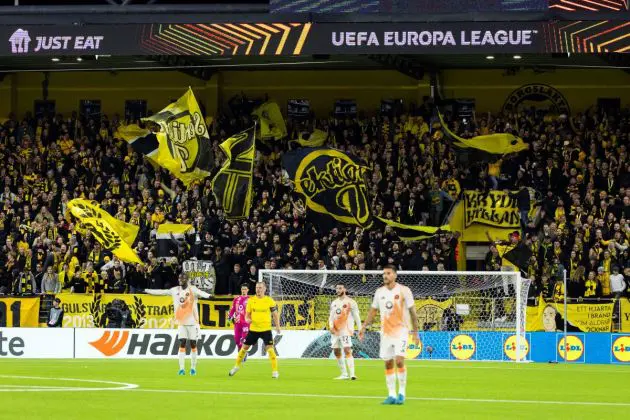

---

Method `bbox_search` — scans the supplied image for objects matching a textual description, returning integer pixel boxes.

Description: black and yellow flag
[251,102,287,141]
[211,126,256,220]
[283,147,450,240]
[375,217,451,241]
[156,223,194,258]
[282,147,373,228]
[65,199,140,264]
[143,87,214,186]
[115,124,160,167]
[437,111,529,156]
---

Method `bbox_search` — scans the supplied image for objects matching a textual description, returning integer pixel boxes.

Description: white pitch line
[130,388,630,407]
[0,375,138,392]
[0,385,73,389]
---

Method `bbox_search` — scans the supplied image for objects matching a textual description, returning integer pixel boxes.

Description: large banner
[0,328,74,358]
[3,21,630,56]
[0,297,40,328]
[526,301,615,333]
[199,297,315,330]
[2,327,628,363]
[449,190,539,242]
[58,293,315,330]
[75,328,327,359]
[59,293,175,329]
[621,299,630,333]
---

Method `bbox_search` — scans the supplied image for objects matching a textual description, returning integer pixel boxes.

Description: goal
[259,269,531,362]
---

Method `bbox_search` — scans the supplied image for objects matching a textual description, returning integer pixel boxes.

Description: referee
[229,281,281,378]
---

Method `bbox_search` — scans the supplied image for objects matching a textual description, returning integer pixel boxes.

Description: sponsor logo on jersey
[450,334,475,360]
[557,335,584,362]
[612,336,630,363]
[503,334,529,361]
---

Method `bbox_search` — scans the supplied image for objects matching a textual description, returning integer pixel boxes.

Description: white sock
[178,350,185,371]
[346,355,355,377]
[336,356,348,376]
[397,368,407,397]
[191,350,197,370]
[385,370,396,398]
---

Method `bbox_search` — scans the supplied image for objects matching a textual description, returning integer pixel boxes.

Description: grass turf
[0,359,628,419]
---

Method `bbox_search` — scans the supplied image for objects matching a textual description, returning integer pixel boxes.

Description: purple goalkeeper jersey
[229,295,250,325]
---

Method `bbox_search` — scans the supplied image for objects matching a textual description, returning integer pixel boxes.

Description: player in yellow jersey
[229,281,281,378]
[359,265,419,405]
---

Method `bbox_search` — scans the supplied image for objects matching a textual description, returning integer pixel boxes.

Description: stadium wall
[1,328,628,364]
[4,68,630,119]
[220,70,426,116]
[11,71,208,118]
[0,75,11,119]
[441,69,630,113]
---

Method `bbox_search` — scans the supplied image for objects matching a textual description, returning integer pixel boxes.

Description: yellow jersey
[247,296,277,332]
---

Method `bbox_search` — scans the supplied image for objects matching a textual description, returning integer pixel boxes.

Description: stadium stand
[0,101,628,304]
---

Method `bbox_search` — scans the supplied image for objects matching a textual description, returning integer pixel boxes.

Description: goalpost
[259,269,531,362]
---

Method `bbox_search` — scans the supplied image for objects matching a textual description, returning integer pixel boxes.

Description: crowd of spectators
[0,97,628,302]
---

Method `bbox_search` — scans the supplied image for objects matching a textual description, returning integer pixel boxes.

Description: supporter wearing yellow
[442,175,461,201]
[229,281,281,379]
[82,266,100,293]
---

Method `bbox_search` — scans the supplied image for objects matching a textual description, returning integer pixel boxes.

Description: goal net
[259,269,531,362]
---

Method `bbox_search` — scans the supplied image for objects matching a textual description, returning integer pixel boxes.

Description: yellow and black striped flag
[211,126,256,220]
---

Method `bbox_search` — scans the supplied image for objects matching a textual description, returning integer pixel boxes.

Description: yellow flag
[438,112,529,155]
[114,124,151,142]
[252,102,287,141]
[78,218,141,264]
[143,87,215,186]
[66,199,138,245]
[66,199,140,263]
[157,224,194,235]
[297,129,327,147]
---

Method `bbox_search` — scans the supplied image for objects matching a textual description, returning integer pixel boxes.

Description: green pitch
[0,359,628,419]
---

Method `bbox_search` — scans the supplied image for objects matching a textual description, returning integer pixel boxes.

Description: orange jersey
[145,285,211,326]
[371,284,414,338]
[329,297,361,336]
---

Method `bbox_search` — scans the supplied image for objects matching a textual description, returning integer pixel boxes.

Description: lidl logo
[557,335,584,362]
[612,336,630,363]
[406,334,422,359]
[450,334,475,360]
[504,335,530,361]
